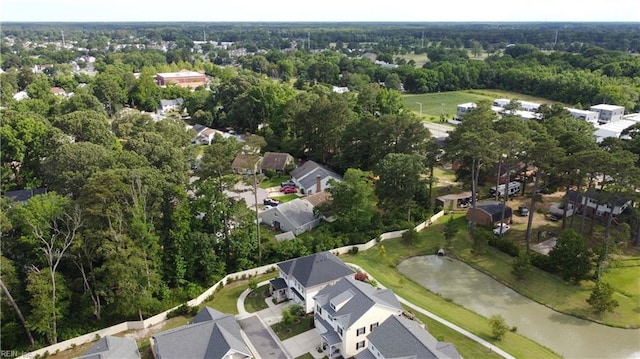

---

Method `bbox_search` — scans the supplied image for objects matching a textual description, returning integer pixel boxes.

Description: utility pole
[253,162,261,263]
[416,102,423,117]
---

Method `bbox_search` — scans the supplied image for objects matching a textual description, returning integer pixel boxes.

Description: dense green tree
[51,110,116,147]
[324,169,377,234]
[549,229,594,283]
[375,153,426,220]
[92,73,125,116]
[587,282,619,314]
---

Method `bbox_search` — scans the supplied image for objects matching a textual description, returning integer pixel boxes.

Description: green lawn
[202,272,277,315]
[271,194,300,202]
[260,174,290,189]
[271,315,315,341]
[342,225,561,359]
[244,284,271,313]
[295,354,315,359]
[402,89,557,122]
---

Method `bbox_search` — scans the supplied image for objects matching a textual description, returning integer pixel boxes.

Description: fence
[19,211,445,359]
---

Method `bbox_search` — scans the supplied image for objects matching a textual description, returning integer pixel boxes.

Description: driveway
[224,181,270,208]
[281,329,322,358]
[238,315,290,359]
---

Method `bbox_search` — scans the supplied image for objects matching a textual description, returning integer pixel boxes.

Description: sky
[1,0,639,23]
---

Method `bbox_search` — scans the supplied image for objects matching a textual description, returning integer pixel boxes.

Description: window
[356,327,365,336]
[370,322,379,331]
[356,341,366,350]
[337,326,343,336]
[316,305,322,315]
[330,303,336,310]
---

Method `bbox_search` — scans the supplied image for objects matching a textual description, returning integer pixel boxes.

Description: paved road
[238,315,290,359]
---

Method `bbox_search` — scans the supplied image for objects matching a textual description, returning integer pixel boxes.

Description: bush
[489,314,509,340]
[488,235,520,257]
[264,169,276,179]
[167,303,199,319]
[530,252,555,273]
[355,272,369,282]
[350,246,359,255]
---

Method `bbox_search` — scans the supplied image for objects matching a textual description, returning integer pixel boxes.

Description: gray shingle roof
[270,198,318,229]
[159,98,184,108]
[314,277,401,329]
[191,306,229,324]
[152,307,250,359]
[475,201,512,223]
[261,152,293,172]
[366,316,461,359]
[290,160,342,189]
[3,188,47,203]
[277,251,354,288]
[76,336,140,359]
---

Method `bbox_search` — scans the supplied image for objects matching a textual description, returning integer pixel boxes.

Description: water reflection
[397,255,640,359]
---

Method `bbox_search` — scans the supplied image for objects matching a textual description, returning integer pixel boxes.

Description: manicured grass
[271,194,300,203]
[271,315,315,341]
[260,174,291,189]
[295,353,315,359]
[406,306,503,359]
[202,272,277,315]
[244,284,271,313]
[342,226,561,359]
[402,89,556,121]
[136,316,191,359]
[603,264,640,298]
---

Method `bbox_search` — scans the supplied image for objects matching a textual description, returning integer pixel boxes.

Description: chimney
[316,175,322,193]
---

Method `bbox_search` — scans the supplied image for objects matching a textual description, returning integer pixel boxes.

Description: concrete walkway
[347,263,516,359]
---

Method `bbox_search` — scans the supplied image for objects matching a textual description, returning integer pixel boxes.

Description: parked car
[493,223,510,236]
[549,213,563,221]
[281,186,298,194]
[518,205,529,216]
[280,180,296,188]
[263,198,281,206]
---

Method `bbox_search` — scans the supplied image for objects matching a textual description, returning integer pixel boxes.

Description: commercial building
[589,104,625,124]
[156,70,206,89]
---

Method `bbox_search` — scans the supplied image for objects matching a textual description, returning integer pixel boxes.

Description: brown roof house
[260,152,294,174]
[465,201,512,227]
[231,154,260,175]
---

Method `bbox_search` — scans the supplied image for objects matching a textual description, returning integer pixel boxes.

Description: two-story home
[568,189,631,218]
[313,277,403,359]
[355,315,462,359]
[290,160,342,195]
[269,252,355,313]
[151,307,252,359]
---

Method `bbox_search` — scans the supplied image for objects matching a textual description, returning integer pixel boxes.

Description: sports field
[403,89,558,122]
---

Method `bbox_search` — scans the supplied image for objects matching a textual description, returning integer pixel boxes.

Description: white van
[490,181,522,198]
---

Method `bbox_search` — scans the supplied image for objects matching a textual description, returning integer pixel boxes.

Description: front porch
[315,315,343,359]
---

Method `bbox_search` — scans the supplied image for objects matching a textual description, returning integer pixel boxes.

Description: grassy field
[271,193,300,202]
[403,89,558,122]
[342,230,560,359]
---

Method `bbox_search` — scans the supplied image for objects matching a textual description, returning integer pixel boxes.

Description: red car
[280,186,297,194]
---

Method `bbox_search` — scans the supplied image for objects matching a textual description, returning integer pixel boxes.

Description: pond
[397,255,640,359]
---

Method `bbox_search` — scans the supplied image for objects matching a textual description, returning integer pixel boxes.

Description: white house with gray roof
[76,336,140,359]
[290,160,342,195]
[270,251,355,313]
[355,315,461,359]
[313,277,403,359]
[151,307,251,359]
[259,197,321,236]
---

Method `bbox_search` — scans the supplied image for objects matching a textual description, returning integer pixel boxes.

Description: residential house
[151,307,251,359]
[567,189,631,218]
[50,87,68,97]
[76,336,140,359]
[231,154,260,175]
[290,160,342,195]
[3,188,47,204]
[355,315,461,359]
[259,196,321,235]
[158,98,184,114]
[188,124,232,145]
[465,201,512,226]
[269,251,355,313]
[260,152,295,174]
[313,277,403,359]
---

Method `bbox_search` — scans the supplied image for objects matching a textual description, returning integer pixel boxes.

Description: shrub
[264,169,276,179]
[349,246,359,255]
[355,272,369,282]
[248,278,258,291]
[488,235,520,257]
[167,303,199,319]
[489,314,509,340]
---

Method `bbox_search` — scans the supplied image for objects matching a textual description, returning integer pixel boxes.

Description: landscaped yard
[244,284,271,313]
[271,315,315,341]
[260,174,291,189]
[271,193,300,202]
[202,272,277,314]
[402,89,557,122]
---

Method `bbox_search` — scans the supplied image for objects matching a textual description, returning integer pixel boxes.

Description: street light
[416,102,423,117]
